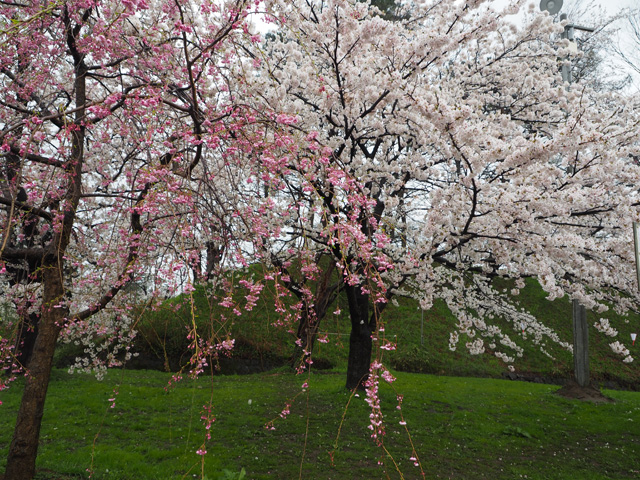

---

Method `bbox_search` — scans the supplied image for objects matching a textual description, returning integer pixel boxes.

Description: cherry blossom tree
[0,0,396,475]
[0,0,303,476]
[2,0,640,476]
[245,0,640,390]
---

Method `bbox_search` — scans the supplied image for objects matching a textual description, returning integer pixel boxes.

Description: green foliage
[212,468,246,480]
[502,425,533,439]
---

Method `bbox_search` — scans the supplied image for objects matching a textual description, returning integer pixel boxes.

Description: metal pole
[559,14,594,87]
[560,14,572,85]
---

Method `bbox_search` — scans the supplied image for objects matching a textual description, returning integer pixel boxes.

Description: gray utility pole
[559,13,596,86]
[541,0,594,388]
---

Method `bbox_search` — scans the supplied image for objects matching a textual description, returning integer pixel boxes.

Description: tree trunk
[14,312,39,369]
[4,265,65,480]
[346,315,373,390]
[291,260,340,369]
[572,299,590,387]
[345,283,374,390]
[291,287,337,368]
[291,310,320,369]
[5,18,84,478]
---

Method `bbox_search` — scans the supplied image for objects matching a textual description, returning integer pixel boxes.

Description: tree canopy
[1,0,640,477]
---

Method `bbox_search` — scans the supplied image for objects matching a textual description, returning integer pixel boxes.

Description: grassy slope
[0,369,639,479]
[382,278,640,387]
[127,278,640,388]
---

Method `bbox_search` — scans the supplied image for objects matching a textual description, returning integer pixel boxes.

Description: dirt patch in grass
[554,379,615,403]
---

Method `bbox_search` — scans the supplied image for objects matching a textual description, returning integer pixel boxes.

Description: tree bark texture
[4,265,65,480]
[345,283,374,390]
[572,299,590,387]
[293,309,321,366]
[289,258,340,368]
[4,21,85,476]
[293,288,339,364]
[14,312,39,369]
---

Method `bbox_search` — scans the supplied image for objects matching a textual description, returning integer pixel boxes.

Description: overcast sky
[494,0,636,14]
[492,0,639,91]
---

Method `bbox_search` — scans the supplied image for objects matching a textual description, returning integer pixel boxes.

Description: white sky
[492,0,640,91]
[494,0,636,14]
[606,0,637,11]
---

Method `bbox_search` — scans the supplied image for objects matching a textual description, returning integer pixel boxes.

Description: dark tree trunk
[14,312,40,369]
[289,258,340,368]
[572,300,590,387]
[291,282,339,368]
[345,283,374,390]
[295,309,320,354]
[204,242,223,281]
[291,310,320,369]
[4,264,65,480]
[5,22,86,475]
[346,314,373,390]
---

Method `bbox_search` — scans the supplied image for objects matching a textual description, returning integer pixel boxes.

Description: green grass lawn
[1,368,639,479]
[5,275,640,478]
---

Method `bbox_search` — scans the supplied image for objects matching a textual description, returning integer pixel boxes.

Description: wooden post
[572,299,589,387]
[633,222,640,292]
